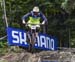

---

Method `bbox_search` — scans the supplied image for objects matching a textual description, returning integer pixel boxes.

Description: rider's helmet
[33,6,39,12]
[32,6,39,15]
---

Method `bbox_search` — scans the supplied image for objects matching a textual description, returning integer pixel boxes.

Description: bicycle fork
[26,32,35,45]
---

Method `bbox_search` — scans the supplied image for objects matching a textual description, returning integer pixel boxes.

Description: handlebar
[24,23,45,25]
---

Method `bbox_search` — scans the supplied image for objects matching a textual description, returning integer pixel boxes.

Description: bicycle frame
[25,23,45,51]
[25,23,41,44]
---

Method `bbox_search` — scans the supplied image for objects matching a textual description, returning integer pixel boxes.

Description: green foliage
[0,40,7,48]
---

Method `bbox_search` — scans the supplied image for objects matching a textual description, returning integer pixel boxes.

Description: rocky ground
[0,47,75,62]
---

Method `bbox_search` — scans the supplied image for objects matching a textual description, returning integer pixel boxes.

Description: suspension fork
[26,32,31,43]
[31,29,36,45]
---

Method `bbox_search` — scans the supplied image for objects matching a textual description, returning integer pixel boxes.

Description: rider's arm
[40,12,47,24]
[22,12,31,24]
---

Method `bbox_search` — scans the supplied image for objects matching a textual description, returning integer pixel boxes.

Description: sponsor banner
[7,27,58,50]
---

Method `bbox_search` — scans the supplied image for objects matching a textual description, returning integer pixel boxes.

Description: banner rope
[0,35,7,40]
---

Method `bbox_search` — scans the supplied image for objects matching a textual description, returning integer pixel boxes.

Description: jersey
[22,11,47,22]
[22,11,47,28]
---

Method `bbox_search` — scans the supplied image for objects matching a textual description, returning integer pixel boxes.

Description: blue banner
[7,27,58,50]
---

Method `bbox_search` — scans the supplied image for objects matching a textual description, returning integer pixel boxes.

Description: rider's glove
[42,21,45,25]
[22,20,26,24]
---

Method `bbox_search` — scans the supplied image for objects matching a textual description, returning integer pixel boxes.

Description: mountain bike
[25,23,44,51]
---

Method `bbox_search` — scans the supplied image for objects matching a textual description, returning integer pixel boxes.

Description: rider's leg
[27,32,32,43]
[31,29,36,45]
[26,26,32,43]
[26,26,32,51]
[35,27,40,37]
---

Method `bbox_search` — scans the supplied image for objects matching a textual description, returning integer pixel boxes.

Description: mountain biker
[22,6,47,44]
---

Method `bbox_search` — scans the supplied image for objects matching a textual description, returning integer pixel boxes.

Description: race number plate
[31,25,36,29]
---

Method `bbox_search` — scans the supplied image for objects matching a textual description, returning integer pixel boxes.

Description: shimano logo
[7,27,58,50]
